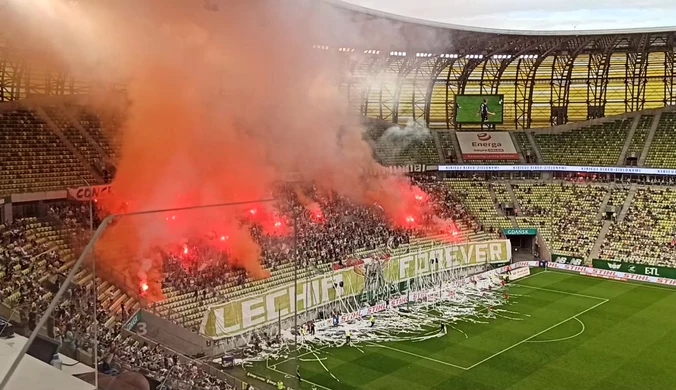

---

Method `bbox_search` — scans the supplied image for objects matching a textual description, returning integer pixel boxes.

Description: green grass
[251,269,676,389]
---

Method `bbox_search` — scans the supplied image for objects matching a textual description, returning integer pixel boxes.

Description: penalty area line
[266,357,334,390]
[465,298,608,370]
[366,342,469,370]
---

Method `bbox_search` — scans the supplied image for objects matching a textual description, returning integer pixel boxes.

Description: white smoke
[374,119,432,161]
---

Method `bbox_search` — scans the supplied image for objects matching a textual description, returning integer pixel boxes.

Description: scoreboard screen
[455,94,504,124]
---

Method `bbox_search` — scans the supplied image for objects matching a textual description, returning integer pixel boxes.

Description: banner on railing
[437,164,676,176]
[200,239,512,338]
[546,262,676,285]
[592,259,676,279]
[508,267,531,280]
[552,253,585,266]
[67,184,112,201]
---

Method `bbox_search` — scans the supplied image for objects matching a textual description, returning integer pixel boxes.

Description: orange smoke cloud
[6,0,422,297]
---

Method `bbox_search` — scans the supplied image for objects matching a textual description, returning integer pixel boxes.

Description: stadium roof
[320,0,676,56]
[327,0,676,35]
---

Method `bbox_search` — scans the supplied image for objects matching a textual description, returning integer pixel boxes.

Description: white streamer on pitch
[238,276,525,366]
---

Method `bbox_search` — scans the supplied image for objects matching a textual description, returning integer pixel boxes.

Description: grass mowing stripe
[512,283,607,301]
[465,298,608,370]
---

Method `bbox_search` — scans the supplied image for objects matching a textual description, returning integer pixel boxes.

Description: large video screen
[455,94,504,124]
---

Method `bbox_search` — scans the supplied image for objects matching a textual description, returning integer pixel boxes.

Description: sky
[343,0,676,31]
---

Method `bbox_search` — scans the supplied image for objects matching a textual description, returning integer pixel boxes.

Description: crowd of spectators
[0,219,67,330]
[412,175,491,235]
[152,179,479,328]
[600,186,676,266]
[0,178,477,389]
[1,211,234,389]
[99,336,233,390]
[152,177,499,319]
[513,182,606,258]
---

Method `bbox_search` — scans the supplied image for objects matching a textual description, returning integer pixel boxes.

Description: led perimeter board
[455,94,504,125]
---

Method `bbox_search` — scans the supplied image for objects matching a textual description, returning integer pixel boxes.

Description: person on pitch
[345,330,351,344]
[477,98,495,130]
[297,366,302,384]
[440,322,446,333]
[369,315,375,327]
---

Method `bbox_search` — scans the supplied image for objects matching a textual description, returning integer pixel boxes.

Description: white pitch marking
[464,298,607,370]
[526,317,586,343]
[266,358,334,390]
[366,342,469,370]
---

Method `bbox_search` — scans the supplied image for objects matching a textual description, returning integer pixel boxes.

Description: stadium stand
[626,115,654,158]
[74,108,119,159]
[436,131,456,163]
[43,106,106,167]
[532,119,632,165]
[645,112,676,168]
[512,132,532,159]
[1,170,505,390]
[600,186,676,266]
[0,211,235,389]
[154,179,501,329]
[371,136,440,165]
[445,179,512,231]
[512,182,606,258]
[0,110,98,196]
[491,182,512,207]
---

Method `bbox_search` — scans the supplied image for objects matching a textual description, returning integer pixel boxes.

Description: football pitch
[249,268,676,389]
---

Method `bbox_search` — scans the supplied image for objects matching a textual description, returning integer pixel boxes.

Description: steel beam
[624,34,650,112]
[665,37,675,106]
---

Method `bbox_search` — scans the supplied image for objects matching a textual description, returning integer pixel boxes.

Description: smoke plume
[5,0,425,297]
[374,119,432,161]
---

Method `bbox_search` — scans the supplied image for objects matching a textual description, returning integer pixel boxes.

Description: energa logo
[607,262,622,270]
